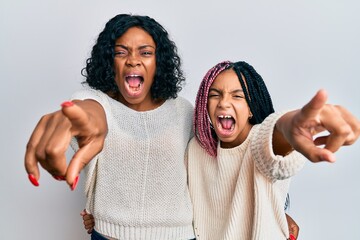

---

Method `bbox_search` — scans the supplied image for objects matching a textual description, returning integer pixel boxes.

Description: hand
[285,213,299,240]
[24,100,107,189]
[276,89,360,162]
[80,209,95,234]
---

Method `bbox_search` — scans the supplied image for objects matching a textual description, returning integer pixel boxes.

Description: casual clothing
[187,113,306,240]
[91,230,109,240]
[71,87,195,240]
[91,230,196,240]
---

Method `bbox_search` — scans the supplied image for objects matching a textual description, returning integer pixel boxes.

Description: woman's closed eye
[140,50,154,57]
[114,50,127,57]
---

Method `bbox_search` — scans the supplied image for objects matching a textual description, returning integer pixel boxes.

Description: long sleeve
[251,112,306,182]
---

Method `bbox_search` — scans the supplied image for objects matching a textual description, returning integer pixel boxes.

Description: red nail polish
[28,174,39,187]
[71,175,79,191]
[53,175,66,181]
[61,101,74,108]
[289,234,296,240]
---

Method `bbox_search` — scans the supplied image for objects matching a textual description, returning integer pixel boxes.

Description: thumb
[80,209,86,216]
[80,209,88,216]
[66,138,103,190]
[294,135,336,163]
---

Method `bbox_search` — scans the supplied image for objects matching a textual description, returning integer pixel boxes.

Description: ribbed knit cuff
[252,112,306,182]
[95,218,195,240]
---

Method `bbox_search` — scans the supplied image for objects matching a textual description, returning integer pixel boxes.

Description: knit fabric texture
[71,87,195,240]
[187,112,306,240]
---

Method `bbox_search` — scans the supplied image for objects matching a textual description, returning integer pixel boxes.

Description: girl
[187,60,359,239]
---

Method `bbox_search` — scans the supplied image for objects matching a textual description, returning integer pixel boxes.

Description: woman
[25,14,195,240]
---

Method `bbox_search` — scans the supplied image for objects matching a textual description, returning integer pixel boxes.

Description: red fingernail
[70,175,79,191]
[289,234,296,240]
[61,101,74,108]
[53,175,66,181]
[28,174,39,187]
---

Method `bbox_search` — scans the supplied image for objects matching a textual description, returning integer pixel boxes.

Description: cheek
[236,115,248,126]
[113,59,124,72]
[207,105,217,124]
[235,106,250,124]
[207,103,215,115]
[209,115,216,125]
[150,69,156,79]
[146,58,156,73]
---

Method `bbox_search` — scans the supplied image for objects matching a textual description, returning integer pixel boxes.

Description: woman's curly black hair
[81,14,185,100]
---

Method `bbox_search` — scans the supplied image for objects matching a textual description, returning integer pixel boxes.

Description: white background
[1,0,359,239]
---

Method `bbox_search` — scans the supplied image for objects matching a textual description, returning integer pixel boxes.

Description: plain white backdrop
[1,0,359,239]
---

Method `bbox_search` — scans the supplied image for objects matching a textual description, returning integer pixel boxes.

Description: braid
[194,61,232,157]
[194,60,274,157]
[233,61,274,124]
[233,61,291,211]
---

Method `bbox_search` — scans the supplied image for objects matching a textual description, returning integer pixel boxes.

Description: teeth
[127,75,141,78]
[218,115,232,119]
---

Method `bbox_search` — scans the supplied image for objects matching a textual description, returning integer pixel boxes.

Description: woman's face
[113,27,157,111]
[207,69,253,148]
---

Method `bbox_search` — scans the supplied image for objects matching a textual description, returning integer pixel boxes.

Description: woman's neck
[108,91,165,112]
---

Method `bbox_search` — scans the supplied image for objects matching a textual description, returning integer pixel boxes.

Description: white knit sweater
[187,113,306,240]
[71,87,195,240]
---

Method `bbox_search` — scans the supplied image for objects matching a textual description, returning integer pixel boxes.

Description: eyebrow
[209,88,244,94]
[114,44,156,50]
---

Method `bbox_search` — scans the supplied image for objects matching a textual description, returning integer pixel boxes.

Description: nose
[126,53,141,67]
[217,95,231,108]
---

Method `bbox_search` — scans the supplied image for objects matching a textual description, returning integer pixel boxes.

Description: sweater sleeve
[251,112,306,182]
[70,86,112,111]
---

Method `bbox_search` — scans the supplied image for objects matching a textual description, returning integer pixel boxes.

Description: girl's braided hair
[194,60,275,157]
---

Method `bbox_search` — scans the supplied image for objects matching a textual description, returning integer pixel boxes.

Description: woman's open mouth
[125,74,144,96]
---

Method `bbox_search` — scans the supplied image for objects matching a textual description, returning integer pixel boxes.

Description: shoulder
[71,85,109,102]
[188,137,207,155]
[174,96,194,110]
[167,96,194,118]
[71,86,114,120]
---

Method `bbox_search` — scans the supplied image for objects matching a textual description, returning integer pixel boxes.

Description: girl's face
[207,69,253,148]
[113,27,157,111]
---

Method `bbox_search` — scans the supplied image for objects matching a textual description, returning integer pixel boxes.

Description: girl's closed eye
[233,94,245,99]
[209,90,221,98]
[209,93,219,98]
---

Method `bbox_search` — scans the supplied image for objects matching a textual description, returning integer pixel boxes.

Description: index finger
[299,89,349,153]
[300,89,328,119]
[61,101,90,134]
